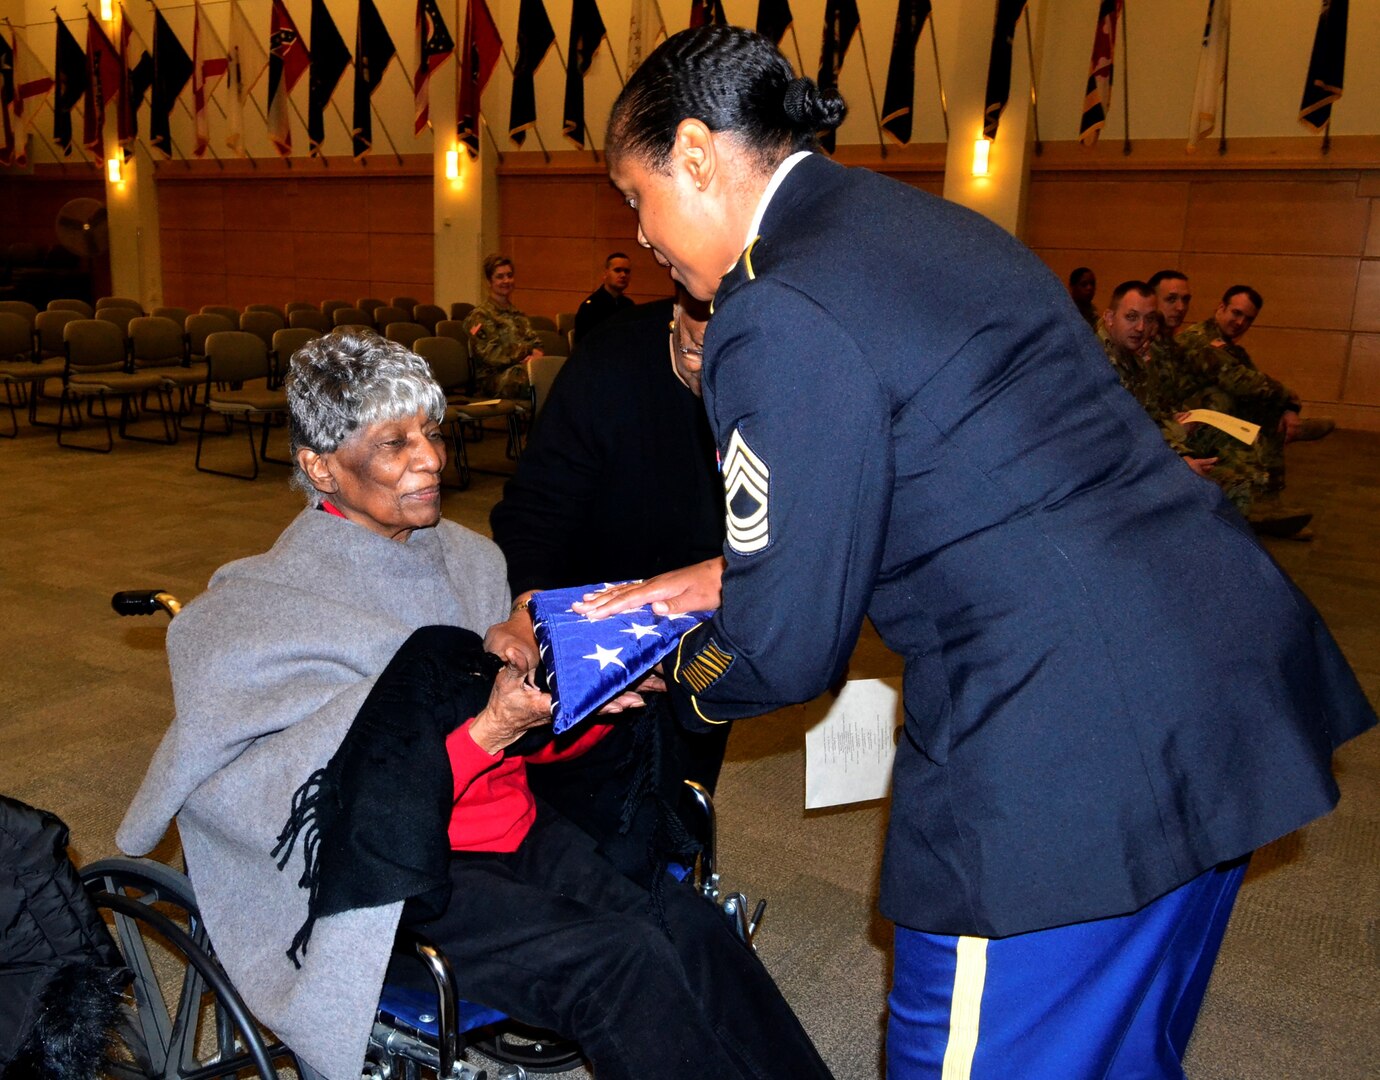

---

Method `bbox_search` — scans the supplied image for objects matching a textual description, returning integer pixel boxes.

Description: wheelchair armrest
[395,928,461,1079]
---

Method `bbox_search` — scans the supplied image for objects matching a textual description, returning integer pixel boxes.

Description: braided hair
[607,26,847,172]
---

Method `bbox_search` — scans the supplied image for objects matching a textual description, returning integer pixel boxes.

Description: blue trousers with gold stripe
[886,858,1248,1080]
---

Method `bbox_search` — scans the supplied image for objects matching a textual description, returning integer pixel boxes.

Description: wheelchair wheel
[79,857,288,1080]
[468,1022,584,1074]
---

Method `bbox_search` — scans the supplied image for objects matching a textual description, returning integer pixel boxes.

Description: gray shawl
[117,510,509,1080]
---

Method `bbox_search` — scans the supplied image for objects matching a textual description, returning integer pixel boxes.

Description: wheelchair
[84,590,766,1080]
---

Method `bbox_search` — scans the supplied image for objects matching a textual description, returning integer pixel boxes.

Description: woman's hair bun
[782,76,847,133]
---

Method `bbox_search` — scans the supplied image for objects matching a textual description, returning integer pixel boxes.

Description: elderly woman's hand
[469,665,553,754]
[484,593,541,672]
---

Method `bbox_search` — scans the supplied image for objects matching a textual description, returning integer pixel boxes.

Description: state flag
[879,0,931,145]
[267,0,310,156]
[982,0,1028,140]
[117,8,155,151]
[85,13,121,156]
[627,0,660,70]
[689,0,726,28]
[1299,0,1347,131]
[53,16,88,156]
[1187,0,1229,150]
[307,0,351,155]
[413,0,454,134]
[1077,0,1122,146]
[816,0,859,152]
[225,0,268,155]
[456,0,501,157]
[756,0,793,47]
[529,584,713,732]
[0,34,15,165]
[561,0,606,148]
[151,9,194,157]
[193,1,229,157]
[9,29,54,165]
[352,0,396,159]
[509,0,554,145]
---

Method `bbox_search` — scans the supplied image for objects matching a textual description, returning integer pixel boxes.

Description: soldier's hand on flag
[574,557,725,621]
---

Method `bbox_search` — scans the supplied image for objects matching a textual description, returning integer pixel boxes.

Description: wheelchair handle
[111,590,183,618]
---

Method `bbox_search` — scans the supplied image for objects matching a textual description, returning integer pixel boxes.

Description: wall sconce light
[444,149,460,181]
[972,137,991,177]
[100,0,114,20]
[107,156,123,184]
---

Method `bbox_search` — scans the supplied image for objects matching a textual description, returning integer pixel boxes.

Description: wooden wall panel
[1033,249,1182,300]
[1353,261,1380,332]
[1342,335,1380,404]
[1026,179,1191,253]
[1183,181,1370,256]
[158,175,432,309]
[1241,329,1351,403]
[1179,254,1358,332]
[1366,203,1380,256]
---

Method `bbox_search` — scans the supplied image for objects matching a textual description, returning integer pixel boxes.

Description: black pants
[403,807,832,1080]
[526,705,732,888]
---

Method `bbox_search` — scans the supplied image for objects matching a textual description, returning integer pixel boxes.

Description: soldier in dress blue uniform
[579,25,1377,1080]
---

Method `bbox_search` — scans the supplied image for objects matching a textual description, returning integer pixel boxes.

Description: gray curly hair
[285,329,447,505]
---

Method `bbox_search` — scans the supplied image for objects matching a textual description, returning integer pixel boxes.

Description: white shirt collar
[744,150,812,251]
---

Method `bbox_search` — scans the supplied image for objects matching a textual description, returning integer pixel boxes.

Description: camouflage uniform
[1179,318,1300,491]
[462,299,541,399]
[1099,327,1262,512]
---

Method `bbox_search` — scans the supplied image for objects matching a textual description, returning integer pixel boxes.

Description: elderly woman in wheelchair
[116,330,832,1080]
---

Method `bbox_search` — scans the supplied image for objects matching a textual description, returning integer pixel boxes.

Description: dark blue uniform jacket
[666,154,1376,938]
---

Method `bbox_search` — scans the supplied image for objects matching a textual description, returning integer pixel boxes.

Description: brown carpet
[0,411,1375,1079]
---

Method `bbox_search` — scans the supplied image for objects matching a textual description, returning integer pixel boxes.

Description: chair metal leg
[57,390,114,452]
[195,409,260,480]
[0,382,20,438]
[119,388,178,445]
[444,420,471,490]
[258,413,291,465]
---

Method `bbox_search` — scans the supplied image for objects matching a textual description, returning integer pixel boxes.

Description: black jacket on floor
[0,795,125,1078]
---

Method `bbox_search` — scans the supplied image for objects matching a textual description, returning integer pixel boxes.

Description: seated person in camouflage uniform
[1149,269,1193,337]
[1179,286,1333,537]
[1097,280,1257,512]
[462,254,544,399]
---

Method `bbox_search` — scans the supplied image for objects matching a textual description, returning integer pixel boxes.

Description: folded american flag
[528,583,713,732]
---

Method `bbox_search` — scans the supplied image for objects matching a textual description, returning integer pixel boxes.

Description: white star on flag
[621,622,661,640]
[583,643,627,670]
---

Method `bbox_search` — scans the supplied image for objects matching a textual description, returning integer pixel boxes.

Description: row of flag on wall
[1062,0,1347,149]
[0,0,1352,168]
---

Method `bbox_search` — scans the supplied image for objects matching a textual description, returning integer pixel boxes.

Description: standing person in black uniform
[572,252,636,344]
[487,290,730,886]
[581,26,1377,1080]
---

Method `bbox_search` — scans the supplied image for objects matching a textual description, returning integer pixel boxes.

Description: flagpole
[369,97,404,165]
[1022,9,1042,156]
[786,24,804,77]
[500,44,550,162]
[852,26,887,159]
[1217,11,1228,155]
[481,111,505,161]
[1119,0,1130,155]
[926,11,947,140]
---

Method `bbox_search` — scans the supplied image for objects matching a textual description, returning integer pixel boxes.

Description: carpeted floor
[0,408,1376,1078]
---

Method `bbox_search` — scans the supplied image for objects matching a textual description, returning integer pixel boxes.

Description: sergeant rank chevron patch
[723,427,770,555]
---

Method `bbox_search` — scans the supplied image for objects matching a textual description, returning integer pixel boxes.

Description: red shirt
[445,720,611,851]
